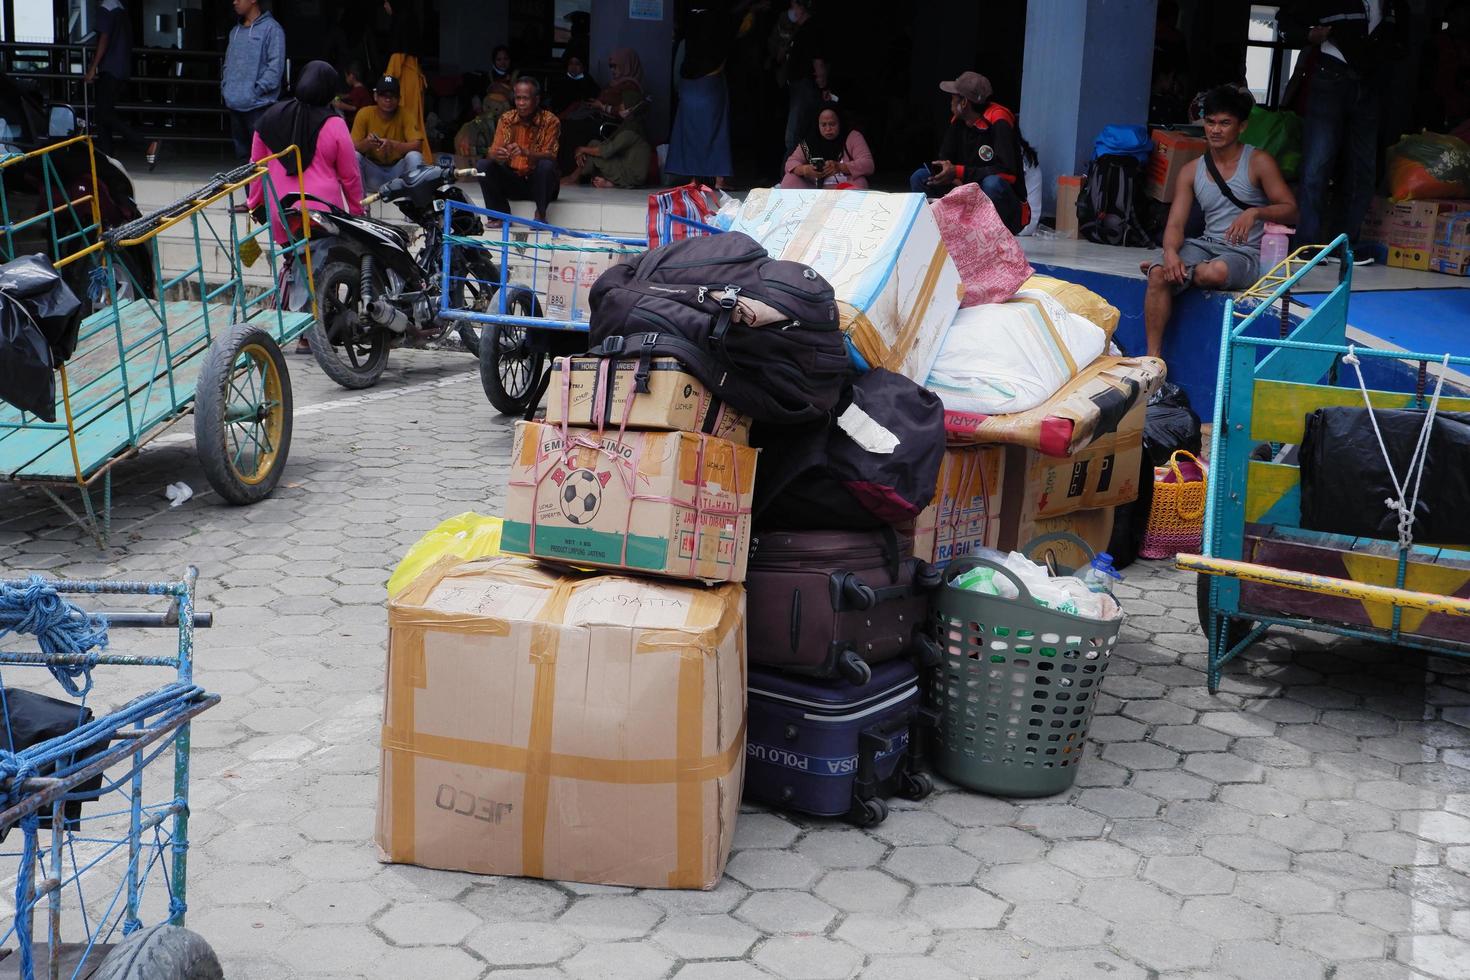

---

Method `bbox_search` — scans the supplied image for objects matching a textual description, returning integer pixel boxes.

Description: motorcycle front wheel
[309,260,390,389]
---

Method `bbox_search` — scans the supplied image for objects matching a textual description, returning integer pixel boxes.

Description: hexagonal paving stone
[464,921,582,967]
[1183,751,1266,783]
[832,913,933,956]
[1129,770,1215,801]
[1143,854,1237,895]
[1077,877,1180,923]
[1177,895,1278,941]
[813,869,911,913]
[1281,913,1389,961]
[731,812,802,850]
[868,809,958,846]
[563,941,677,980]
[557,896,664,941]
[725,850,822,891]
[931,930,1044,977]
[735,890,839,935]
[1401,810,1470,845]
[794,829,887,870]
[908,884,1008,930]
[930,792,1018,827]
[1004,903,1109,949]
[675,963,776,980]
[1234,871,1338,915]
[859,955,969,980]
[1101,741,1181,770]
[1045,839,1139,878]
[458,877,569,921]
[955,825,1047,864]
[753,936,865,980]
[1351,831,1442,866]
[1014,805,1107,840]
[1201,834,1293,872]
[652,913,760,960]
[280,880,386,926]
[1074,787,1160,819]
[977,861,1083,905]
[274,924,394,975]
[1217,938,1329,980]
[1258,813,1347,852]
[1109,921,1216,971]
[882,844,980,885]
[375,899,481,946]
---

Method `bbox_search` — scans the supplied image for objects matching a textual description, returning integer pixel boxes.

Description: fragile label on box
[546,250,621,320]
[502,421,757,582]
[544,356,751,444]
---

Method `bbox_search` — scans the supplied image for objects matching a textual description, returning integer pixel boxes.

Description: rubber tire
[454,254,502,356]
[479,288,547,416]
[194,323,293,506]
[309,260,389,390]
[1195,573,1254,653]
[900,771,934,801]
[90,924,223,980]
[850,797,888,828]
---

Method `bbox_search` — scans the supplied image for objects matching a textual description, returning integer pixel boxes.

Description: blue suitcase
[745,659,935,826]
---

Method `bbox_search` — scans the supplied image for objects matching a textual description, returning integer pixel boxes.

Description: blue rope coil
[0,576,109,697]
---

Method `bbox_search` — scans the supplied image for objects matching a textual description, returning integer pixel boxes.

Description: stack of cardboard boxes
[377,358,758,891]
[1361,197,1470,274]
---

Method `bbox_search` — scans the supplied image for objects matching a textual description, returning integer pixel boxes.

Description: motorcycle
[291,163,540,389]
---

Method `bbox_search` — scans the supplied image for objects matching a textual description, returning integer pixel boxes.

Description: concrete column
[1021,0,1157,215]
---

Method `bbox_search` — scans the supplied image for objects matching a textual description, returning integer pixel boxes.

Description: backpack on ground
[587,231,852,426]
[1078,154,1154,248]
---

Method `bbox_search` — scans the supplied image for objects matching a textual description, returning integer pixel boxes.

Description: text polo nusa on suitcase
[743,366,949,824]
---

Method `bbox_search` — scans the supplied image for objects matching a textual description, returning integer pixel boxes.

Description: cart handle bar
[1178,553,1470,618]
[361,167,481,208]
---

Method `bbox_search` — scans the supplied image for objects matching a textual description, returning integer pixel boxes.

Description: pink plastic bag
[930,183,1034,308]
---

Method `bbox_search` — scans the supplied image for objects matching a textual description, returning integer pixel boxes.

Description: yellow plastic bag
[387,513,503,597]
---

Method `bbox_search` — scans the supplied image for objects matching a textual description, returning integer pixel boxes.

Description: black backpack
[1078,154,1154,247]
[586,232,852,425]
[752,368,946,530]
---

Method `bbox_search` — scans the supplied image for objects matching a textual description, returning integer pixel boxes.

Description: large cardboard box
[1145,129,1207,203]
[1001,507,1117,569]
[944,355,1166,456]
[1055,175,1083,239]
[377,557,745,890]
[910,446,1006,565]
[544,356,752,444]
[999,400,1144,521]
[729,189,963,382]
[1360,196,1392,244]
[546,249,621,321]
[1430,210,1470,276]
[503,421,757,582]
[1384,200,1470,270]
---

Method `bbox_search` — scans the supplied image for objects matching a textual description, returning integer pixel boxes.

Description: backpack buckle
[633,333,657,393]
[597,336,626,356]
[718,284,741,310]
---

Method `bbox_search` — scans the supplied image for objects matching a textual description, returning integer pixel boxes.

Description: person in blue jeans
[1280,0,1408,253]
[221,0,286,161]
[909,71,1028,234]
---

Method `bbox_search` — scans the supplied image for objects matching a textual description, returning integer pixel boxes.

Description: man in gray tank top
[1141,86,1298,360]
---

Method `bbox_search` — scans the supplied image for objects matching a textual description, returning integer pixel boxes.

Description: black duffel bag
[753,368,946,530]
[587,232,852,425]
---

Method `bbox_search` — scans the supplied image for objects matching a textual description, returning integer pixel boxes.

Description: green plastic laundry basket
[927,538,1123,798]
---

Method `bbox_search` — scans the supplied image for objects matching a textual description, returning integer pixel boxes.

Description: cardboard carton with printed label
[545,249,622,321]
[377,556,745,889]
[502,421,758,582]
[544,356,752,444]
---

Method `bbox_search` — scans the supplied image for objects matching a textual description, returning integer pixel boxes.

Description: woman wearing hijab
[485,45,519,120]
[248,60,365,350]
[559,47,648,175]
[779,105,873,189]
[550,52,599,117]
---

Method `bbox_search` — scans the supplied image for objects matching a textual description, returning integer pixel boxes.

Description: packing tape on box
[884,239,954,372]
[383,556,743,886]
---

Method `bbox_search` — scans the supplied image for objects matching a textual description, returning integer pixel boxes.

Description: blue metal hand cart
[434,198,719,416]
[1179,235,1470,691]
[0,137,320,545]
[0,568,218,979]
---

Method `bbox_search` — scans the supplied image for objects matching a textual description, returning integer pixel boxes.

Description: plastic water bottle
[1260,223,1294,273]
[1082,553,1122,595]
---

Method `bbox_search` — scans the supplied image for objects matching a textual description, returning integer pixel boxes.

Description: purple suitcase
[745,528,943,685]
[745,659,935,826]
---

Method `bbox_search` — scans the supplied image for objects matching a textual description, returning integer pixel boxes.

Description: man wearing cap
[351,74,427,192]
[475,77,561,223]
[911,71,1028,234]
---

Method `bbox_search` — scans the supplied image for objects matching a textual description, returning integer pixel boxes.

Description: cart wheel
[899,771,934,801]
[850,797,888,828]
[310,259,389,389]
[195,323,293,505]
[90,924,223,980]
[480,288,546,416]
[454,254,502,356]
[1195,573,1254,653]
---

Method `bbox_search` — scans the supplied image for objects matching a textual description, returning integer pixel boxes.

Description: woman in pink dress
[779,105,874,190]
[247,60,365,351]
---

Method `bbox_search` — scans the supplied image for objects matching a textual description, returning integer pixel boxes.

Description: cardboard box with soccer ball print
[502,421,758,583]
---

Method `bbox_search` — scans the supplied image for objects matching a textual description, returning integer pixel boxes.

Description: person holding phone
[779,105,874,189]
[909,71,1027,233]
[351,75,426,192]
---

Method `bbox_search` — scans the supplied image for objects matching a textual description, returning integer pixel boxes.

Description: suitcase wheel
[837,648,873,686]
[900,771,934,801]
[915,561,944,591]
[850,796,888,828]
[911,633,943,669]
[839,573,878,610]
